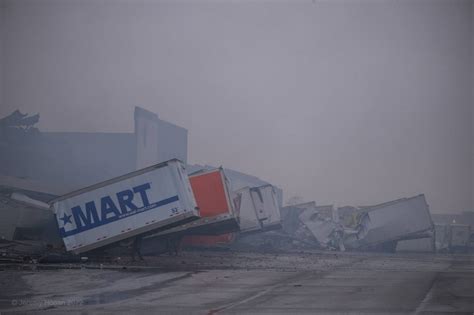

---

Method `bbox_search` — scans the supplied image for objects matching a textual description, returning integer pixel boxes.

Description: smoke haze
[0,0,473,213]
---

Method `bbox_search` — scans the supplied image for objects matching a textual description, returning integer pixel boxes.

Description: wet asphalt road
[1,251,473,314]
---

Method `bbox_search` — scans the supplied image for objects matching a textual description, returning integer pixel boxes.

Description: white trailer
[449,224,471,253]
[186,165,282,234]
[50,159,199,254]
[250,184,282,231]
[234,187,261,233]
[144,168,239,238]
[346,194,434,250]
[228,184,282,235]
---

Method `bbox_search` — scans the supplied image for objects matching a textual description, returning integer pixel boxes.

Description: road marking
[208,257,367,314]
[414,260,452,314]
[414,278,436,315]
[208,271,308,314]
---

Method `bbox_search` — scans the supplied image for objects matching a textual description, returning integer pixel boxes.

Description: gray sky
[1,0,473,213]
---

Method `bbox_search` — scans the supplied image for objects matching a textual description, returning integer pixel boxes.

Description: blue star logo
[60,213,72,225]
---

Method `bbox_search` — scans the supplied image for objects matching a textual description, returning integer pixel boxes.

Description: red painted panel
[190,170,230,217]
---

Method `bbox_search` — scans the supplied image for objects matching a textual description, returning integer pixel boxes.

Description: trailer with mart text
[50,159,199,254]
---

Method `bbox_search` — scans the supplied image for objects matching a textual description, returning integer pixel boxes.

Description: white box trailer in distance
[346,194,433,250]
[50,159,199,254]
[449,224,471,252]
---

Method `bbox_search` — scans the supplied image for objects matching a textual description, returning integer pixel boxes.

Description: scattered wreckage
[0,159,286,260]
[343,195,434,252]
[1,110,472,264]
[175,183,284,251]
[51,159,200,254]
[246,194,437,254]
[0,160,469,262]
[0,176,63,262]
[279,202,344,251]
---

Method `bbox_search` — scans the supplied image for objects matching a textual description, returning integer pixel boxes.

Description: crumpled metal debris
[280,202,345,251]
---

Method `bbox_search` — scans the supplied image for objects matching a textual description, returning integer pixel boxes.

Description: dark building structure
[0,107,187,195]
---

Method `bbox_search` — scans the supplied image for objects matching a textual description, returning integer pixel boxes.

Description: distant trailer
[449,224,471,253]
[50,159,199,254]
[434,224,450,252]
[145,167,240,239]
[346,194,434,251]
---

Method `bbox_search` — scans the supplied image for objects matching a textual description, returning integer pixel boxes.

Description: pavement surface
[0,250,473,314]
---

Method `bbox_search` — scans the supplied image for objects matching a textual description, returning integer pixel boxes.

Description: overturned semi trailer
[344,194,434,252]
[179,183,283,250]
[187,164,283,208]
[187,165,283,233]
[50,159,200,254]
[168,174,283,249]
[141,168,240,253]
[145,165,284,250]
[225,184,283,237]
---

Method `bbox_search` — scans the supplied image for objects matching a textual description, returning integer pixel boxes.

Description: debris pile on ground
[0,110,472,261]
[232,194,439,254]
[279,202,344,251]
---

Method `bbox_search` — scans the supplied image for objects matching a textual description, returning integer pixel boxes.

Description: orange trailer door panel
[190,169,231,217]
[144,168,240,239]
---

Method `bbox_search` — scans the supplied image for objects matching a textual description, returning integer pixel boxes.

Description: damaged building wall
[0,107,188,194]
[1,132,136,193]
[135,107,187,169]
